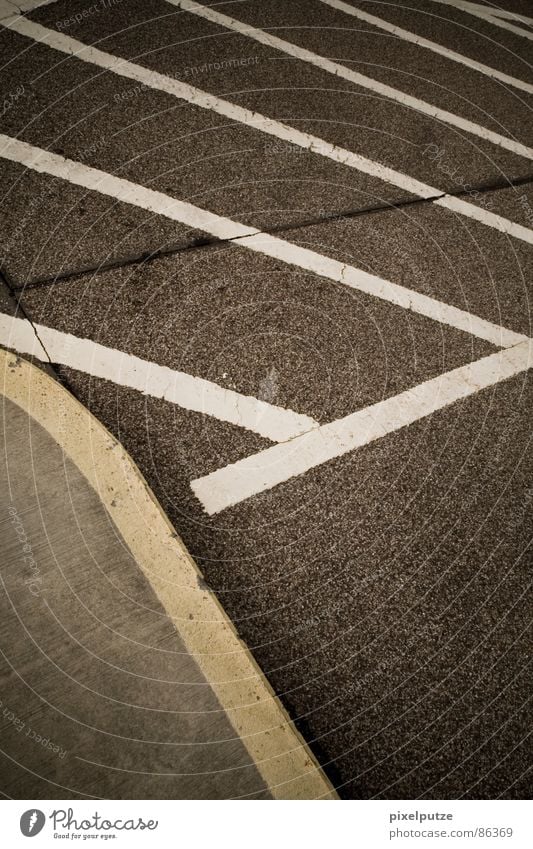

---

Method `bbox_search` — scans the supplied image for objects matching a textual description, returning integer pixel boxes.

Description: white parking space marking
[0,314,319,440]
[0,308,49,359]
[5,16,533,246]
[0,0,54,22]
[429,194,533,243]
[0,14,438,199]
[430,0,533,42]
[0,0,529,803]
[191,339,533,514]
[175,0,533,160]
[0,133,527,349]
[238,232,527,348]
[0,133,259,238]
[318,0,533,95]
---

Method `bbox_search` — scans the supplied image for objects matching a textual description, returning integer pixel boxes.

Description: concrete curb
[0,346,337,800]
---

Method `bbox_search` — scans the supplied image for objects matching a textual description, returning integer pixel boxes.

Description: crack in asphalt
[0,265,89,409]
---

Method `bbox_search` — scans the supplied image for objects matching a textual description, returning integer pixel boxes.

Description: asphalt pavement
[0,0,531,799]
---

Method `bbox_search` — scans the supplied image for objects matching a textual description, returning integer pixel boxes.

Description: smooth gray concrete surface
[0,393,270,799]
[0,22,408,266]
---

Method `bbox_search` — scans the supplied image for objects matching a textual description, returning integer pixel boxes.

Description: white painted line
[0,1,18,21]
[4,17,533,246]
[432,192,533,239]
[0,310,49,359]
[0,12,435,201]
[434,194,533,245]
[318,0,533,95]
[0,347,336,799]
[0,313,319,441]
[0,0,55,23]
[429,0,533,42]
[236,232,527,349]
[0,133,527,351]
[0,132,259,240]
[174,0,533,160]
[191,339,533,514]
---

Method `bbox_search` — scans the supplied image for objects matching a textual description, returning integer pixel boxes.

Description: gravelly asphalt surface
[0,397,271,800]
[0,0,531,799]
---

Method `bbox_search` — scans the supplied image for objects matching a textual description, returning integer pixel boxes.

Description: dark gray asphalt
[0,0,531,799]
[0,19,405,274]
[21,243,493,423]
[28,0,533,185]
[51,361,532,800]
